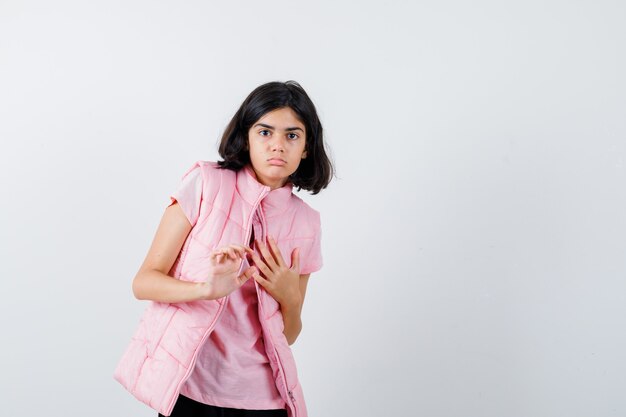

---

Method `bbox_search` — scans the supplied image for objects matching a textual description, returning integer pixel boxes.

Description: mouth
[267,158,287,166]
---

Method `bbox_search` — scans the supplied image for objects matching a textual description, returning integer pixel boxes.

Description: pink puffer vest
[114,160,322,417]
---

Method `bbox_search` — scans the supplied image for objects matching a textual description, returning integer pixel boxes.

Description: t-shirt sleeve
[300,212,323,275]
[167,162,204,227]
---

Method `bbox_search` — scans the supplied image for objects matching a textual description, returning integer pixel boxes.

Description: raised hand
[245,236,302,309]
[204,244,257,300]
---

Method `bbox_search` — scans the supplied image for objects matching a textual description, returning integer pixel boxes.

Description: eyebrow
[253,123,304,132]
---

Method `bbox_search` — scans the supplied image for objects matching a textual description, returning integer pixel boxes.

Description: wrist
[197,282,215,300]
[280,295,303,313]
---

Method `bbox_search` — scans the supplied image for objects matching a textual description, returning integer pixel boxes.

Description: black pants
[158,394,288,417]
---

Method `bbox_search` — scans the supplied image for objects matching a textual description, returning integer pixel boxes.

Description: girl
[114,81,333,417]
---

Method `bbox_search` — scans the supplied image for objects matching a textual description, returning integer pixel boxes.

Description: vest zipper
[245,188,269,257]
[166,189,270,415]
[256,207,299,417]
[271,317,298,416]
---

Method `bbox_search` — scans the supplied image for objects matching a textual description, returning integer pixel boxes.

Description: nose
[270,137,286,153]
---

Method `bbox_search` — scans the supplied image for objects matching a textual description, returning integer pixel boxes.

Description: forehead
[255,107,305,128]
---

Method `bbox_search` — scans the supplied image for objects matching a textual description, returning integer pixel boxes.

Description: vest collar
[236,164,294,215]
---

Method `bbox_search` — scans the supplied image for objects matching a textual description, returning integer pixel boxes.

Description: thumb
[238,266,257,285]
[290,247,301,272]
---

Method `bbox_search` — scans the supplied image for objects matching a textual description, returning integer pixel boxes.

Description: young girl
[114,81,333,417]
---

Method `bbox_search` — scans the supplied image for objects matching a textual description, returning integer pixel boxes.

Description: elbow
[286,326,302,346]
[131,280,141,300]
[131,273,146,300]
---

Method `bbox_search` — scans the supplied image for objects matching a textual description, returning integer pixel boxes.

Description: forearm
[132,269,212,303]
[281,300,303,345]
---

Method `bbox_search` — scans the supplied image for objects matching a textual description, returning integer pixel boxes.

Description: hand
[245,236,302,309]
[204,244,257,299]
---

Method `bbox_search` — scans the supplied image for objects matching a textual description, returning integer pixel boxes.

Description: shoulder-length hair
[217,80,333,194]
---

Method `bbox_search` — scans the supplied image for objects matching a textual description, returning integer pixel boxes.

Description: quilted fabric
[114,161,322,417]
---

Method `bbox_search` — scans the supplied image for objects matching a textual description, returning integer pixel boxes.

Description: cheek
[248,140,261,155]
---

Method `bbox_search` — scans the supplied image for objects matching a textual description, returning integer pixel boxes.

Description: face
[247,107,307,189]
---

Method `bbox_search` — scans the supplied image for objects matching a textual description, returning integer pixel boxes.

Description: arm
[132,202,254,303]
[280,274,310,345]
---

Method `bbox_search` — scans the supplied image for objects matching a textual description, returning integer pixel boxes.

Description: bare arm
[280,274,310,345]
[132,202,255,303]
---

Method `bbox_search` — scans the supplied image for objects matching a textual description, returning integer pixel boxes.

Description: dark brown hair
[217,80,333,194]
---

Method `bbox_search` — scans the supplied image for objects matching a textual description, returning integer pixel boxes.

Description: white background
[1,1,625,416]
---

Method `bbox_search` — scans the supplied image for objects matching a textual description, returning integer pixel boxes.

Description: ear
[301,150,307,159]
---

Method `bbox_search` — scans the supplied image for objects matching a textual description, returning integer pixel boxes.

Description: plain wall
[1,1,625,416]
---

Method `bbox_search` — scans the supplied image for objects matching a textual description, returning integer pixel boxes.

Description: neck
[249,167,289,190]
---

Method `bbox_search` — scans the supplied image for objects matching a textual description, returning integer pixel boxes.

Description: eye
[287,132,299,140]
[259,129,271,136]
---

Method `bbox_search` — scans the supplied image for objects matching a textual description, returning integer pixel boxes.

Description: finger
[252,270,271,289]
[290,247,301,272]
[215,253,225,263]
[243,246,255,263]
[228,245,246,258]
[209,249,222,261]
[212,245,242,259]
[267,236,286,268]
[247,249,273,279]
[256,239,279,271]
[238,266,256,285]
[217,249,234,264]
[211,247,230,261]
